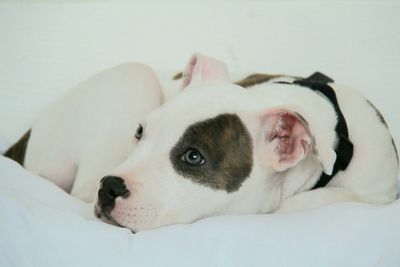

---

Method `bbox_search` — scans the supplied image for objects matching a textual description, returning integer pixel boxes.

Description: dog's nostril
[98,176,130,211]
[102,176,129,198]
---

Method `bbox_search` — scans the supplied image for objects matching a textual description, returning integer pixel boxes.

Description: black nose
[98,176,130,211]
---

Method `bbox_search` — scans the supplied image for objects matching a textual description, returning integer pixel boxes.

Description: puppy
[5,54,398,233]
[94,54,398,232]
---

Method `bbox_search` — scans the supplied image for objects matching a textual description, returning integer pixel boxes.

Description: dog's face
[95,54,330,232]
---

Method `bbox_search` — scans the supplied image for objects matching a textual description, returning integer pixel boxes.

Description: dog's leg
[276,187,361,213]
[71,166,113,204]
[70,170,104,203]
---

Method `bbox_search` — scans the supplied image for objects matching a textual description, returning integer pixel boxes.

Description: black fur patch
[4,129,31,166]
[297,71,334,85]
[170,114,253,193]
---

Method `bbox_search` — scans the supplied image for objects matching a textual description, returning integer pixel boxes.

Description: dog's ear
[256,108,336,175]
[256,109,312,171]
[256,108,336,174]
[181,53,230,89]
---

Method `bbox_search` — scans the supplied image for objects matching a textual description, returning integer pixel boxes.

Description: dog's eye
[135,124,143,140]
[181,148,205,166]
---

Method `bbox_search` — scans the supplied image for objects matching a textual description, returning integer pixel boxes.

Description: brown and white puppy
[5,54,398,233]
[94,54,398,232]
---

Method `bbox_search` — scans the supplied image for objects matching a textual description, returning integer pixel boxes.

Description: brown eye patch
[169,114,253,193]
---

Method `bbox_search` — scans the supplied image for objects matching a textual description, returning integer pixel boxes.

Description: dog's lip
[94,205,101,218]
[96,212,136,234]
[94,203,121,225]
[99,211,123,227]
[102,214,136,234]
[94,205,136,233]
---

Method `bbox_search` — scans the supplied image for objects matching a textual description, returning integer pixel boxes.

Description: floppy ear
[257,108,337,174]
[181,53,230,89]
[257,109,313,172]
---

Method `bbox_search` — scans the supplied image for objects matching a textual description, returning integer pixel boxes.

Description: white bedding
[1,155,399,267]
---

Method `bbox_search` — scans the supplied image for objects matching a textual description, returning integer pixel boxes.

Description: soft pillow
[0,156,399,267]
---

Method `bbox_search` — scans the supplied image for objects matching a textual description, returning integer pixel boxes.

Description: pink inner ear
[181,53,230,89]
[265,111,311,171]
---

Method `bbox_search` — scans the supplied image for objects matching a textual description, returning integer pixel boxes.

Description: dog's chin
[94,206,136,233]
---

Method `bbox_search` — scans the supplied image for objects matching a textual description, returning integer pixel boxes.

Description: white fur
[250,81,398,210]
[24,63,163,202]
[23,56,398,232]
[97,81,397,231]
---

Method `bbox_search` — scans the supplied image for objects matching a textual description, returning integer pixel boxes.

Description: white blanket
[1,155,399,267]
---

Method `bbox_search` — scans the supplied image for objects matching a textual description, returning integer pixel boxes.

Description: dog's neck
[276,155,324,207]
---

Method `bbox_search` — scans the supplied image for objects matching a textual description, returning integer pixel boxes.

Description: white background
[0,0,399,149]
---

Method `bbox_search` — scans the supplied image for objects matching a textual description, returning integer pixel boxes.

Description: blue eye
[181,148,205,166]
[135,124,143,140]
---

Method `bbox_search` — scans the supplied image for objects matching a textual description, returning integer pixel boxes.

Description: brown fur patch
[4,129,31,166]
[173,72,183,80]
[235,73,284,88]
[170,114,253,193]
[173,71,298,89]
[391,138,399,164]
[366,100,388,128]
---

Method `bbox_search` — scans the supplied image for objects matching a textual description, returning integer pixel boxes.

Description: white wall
[0,1,399,149]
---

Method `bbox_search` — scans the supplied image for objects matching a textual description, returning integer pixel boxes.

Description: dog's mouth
[94,204,135,233]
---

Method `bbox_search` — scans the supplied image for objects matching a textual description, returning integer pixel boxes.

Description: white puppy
[5,54,398,233]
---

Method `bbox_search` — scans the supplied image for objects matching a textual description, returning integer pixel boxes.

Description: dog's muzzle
[97,176,130,213]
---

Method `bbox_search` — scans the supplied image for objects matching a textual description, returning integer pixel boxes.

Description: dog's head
[95,54,336,232]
